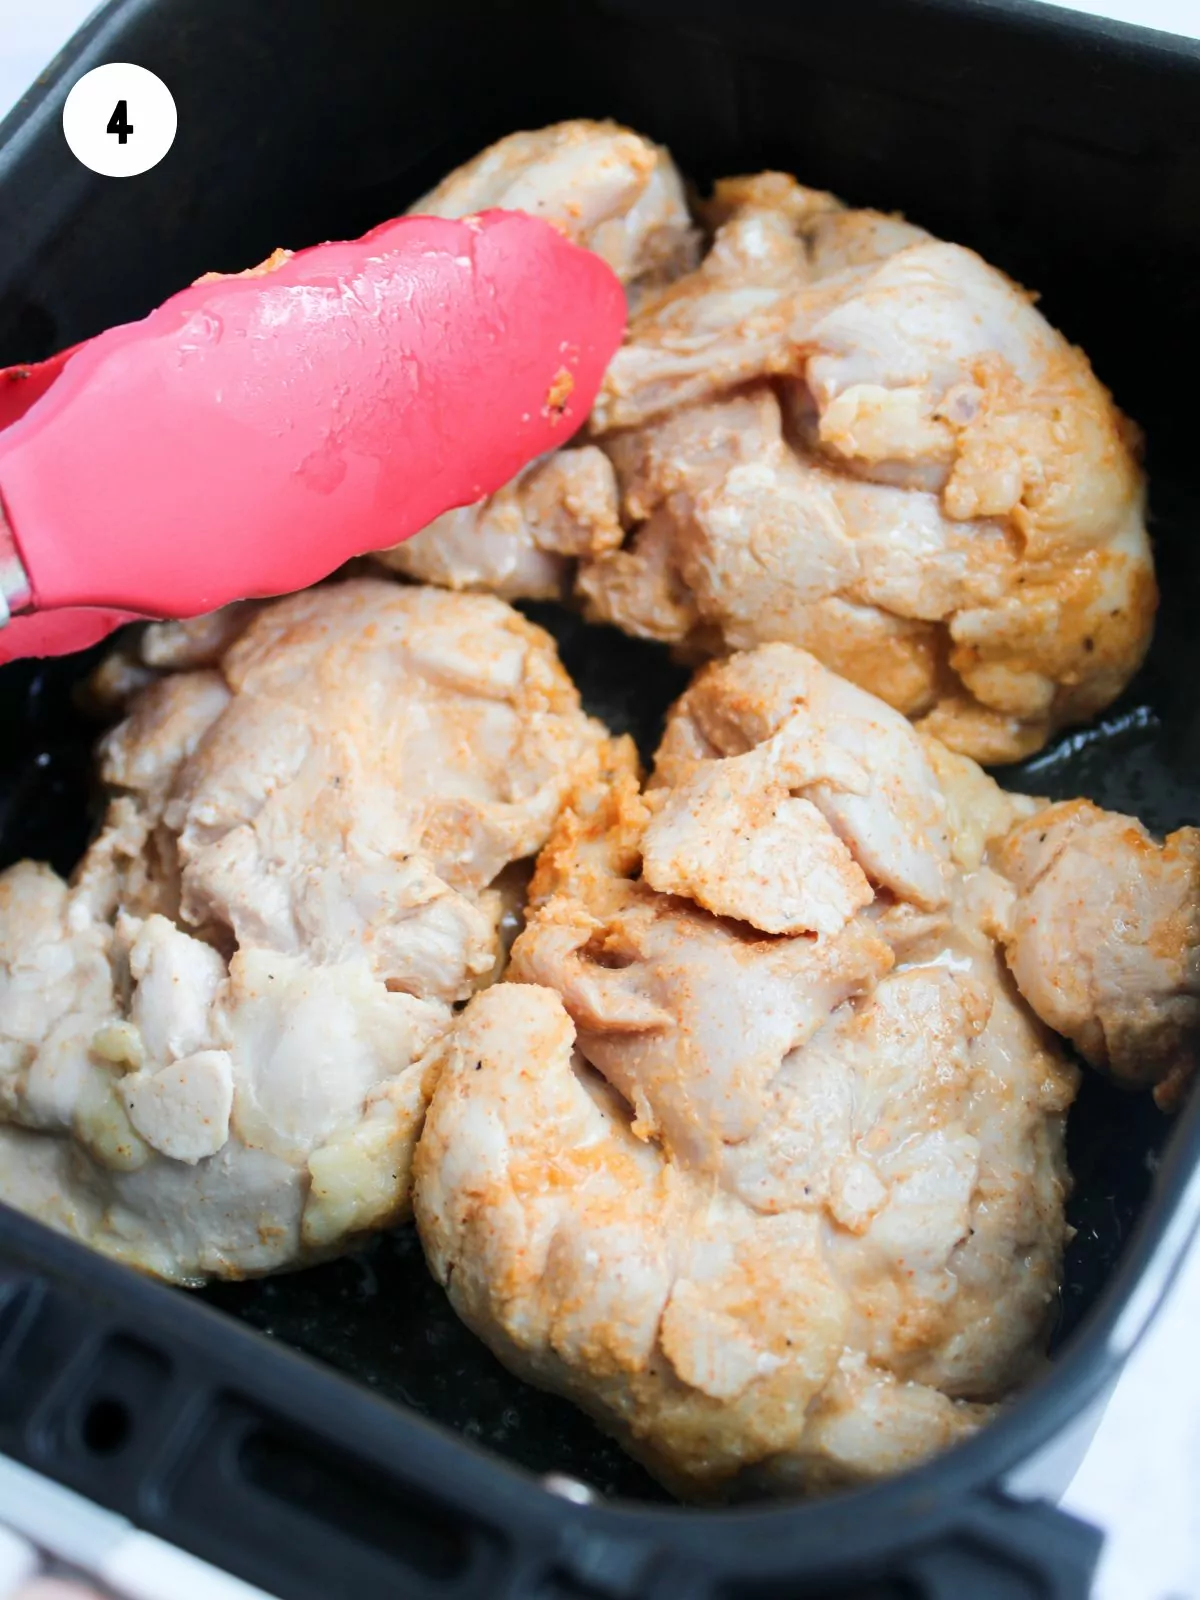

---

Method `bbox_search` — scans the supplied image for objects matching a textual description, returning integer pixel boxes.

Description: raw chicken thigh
[415,644,1198,1496]
[377,121,693,595]
[582,173,1154,762]
[385,122,1155,764]
[0,581,609,1282]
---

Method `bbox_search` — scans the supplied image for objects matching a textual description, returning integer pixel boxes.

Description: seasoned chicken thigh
[0,581,608,1282]
[388,128,1152,760]
[581,172,1154,761]
[414,647,1064,1494]
[415,643,1196,1497]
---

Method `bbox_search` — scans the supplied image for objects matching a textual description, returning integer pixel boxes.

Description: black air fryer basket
[1,2,1199,1596]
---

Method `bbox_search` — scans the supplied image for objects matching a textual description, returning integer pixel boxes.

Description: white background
[0,1,1199,1597]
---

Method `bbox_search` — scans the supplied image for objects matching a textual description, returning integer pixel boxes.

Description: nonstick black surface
[0,491,1190,1502]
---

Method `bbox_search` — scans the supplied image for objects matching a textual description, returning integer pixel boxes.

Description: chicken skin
[415,644,1196,1497]
[0,581,609,1282]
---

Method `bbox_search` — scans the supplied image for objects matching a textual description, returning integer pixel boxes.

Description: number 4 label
[107,100,133,145]
[63,64,176,177]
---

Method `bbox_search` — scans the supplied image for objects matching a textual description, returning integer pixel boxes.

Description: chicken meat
[415,643,1196,1496]
[580,170,1154,762]
[376,447,623,599]
[0,580,610,1282]
[377,121,695,597]
[997,799,1200,1109]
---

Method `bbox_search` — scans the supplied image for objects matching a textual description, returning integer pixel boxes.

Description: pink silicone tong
[0,209,626,662]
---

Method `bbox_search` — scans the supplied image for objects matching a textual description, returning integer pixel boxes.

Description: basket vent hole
[80,1395,133,1455]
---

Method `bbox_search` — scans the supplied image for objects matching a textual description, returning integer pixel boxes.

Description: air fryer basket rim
[0,0,1199,1594]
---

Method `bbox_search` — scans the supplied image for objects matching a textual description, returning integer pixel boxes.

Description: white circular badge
[62,63,177,178]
